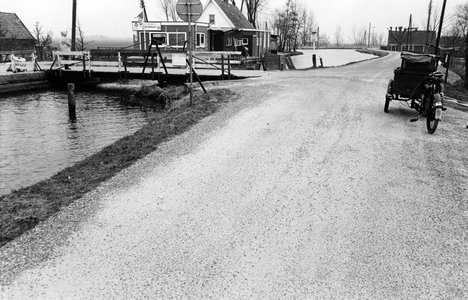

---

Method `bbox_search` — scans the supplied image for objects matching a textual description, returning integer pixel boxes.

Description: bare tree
[157,0,178,21]
[243,0,268,28]
[318,33,329,48]
[452,2,468,87]
[422,3,441,50]
[297,3,316,47]
[75,20,93,51]
[31,22,53,61]
[378,32,386,46]
[351,24,366,46]
[334,25,344,47]
[388,26,408,51]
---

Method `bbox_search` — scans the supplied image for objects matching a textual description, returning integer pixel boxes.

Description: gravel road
[1,52,468,299]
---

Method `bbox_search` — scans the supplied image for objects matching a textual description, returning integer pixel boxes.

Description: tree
[452,2,468,87]
[243,0,268,28]
[75,20,93,51]
[334,25,344,47]
[318,33,329,48]
[351,24,366,46]
[31,22,53,61]
[157,0,178,21]
[297,3,316,47]
[388,26,408,51]
[272,0,302,52]
[422,2,441,51]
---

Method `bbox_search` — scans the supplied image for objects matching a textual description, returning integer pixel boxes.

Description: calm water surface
[291,49,377,68]
[0,89,157,195]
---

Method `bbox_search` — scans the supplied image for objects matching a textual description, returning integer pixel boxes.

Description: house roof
[213,0,254,30]
[0,12,35,40]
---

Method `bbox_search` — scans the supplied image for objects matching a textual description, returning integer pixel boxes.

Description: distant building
[387,28,464,55]
[131,0,270,57]
[0,12,35,61]
[387,28,436,53]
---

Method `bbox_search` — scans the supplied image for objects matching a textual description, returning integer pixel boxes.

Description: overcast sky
[1,0,466,43]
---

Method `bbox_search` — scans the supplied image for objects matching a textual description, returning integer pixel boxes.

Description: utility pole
[426,0,432,53]
[71,0,77,51]
[368,23,371,48]
[434,0,447,56]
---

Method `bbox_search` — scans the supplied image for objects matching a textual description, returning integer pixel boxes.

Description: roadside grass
[0,87,237,248]
[443,57,468,105]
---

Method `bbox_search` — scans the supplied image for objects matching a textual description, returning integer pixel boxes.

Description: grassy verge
[356,48,390,58]
[0,87,237,248]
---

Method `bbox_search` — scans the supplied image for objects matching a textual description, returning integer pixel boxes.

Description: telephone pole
[426,0,432,53]
[434,0,447,56]
[71,0,77,51]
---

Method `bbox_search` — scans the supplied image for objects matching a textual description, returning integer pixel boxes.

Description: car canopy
[400,51,437,64]
[400,51,438,72]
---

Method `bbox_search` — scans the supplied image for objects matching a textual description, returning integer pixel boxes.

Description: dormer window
[209,14,215,24]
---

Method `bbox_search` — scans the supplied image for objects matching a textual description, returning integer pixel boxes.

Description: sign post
[176,0,202,105]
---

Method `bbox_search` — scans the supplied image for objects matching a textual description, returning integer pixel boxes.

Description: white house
[132,0,270,57]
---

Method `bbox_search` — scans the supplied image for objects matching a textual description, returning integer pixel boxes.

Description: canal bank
[0,71,51,94]
[0,86,238,247]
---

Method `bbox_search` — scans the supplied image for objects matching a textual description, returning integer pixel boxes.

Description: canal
[0,87,158,196]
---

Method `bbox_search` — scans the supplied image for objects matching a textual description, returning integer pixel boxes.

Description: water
[291,49,377,69]
[0,88,157,195]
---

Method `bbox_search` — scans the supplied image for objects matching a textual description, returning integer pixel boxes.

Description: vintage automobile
[385,51,445,134]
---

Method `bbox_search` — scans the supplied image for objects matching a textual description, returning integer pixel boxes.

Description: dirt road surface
[1,52,467,299]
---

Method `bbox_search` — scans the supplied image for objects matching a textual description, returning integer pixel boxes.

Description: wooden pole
[188,2,193,106]
[228,55,231,80]
[312,54,317,68]
[151,53,155,80]
[221,55,225,80]
[71,0,77,51]
[434,0,447,56]
[68,83,76,122]
[444,54,450,84]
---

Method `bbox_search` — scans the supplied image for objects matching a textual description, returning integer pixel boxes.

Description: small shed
[0,12,36,62]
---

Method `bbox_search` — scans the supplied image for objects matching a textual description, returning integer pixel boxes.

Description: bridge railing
[51,51,91,71]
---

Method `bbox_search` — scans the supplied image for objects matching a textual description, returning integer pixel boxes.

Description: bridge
[46,47,264,86]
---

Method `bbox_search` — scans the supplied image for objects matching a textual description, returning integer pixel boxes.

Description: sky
[1,0,467,43]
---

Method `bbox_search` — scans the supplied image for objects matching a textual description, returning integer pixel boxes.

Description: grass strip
[0,87,237,248]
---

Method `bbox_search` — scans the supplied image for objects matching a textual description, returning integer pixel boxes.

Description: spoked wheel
[426,97,439,134]
[384,79,393,113]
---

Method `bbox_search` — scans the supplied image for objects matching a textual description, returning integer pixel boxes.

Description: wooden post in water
[68,83,76,122]
[221,55,225,80]
[320,57,324,67]
[228,55,231,80]
[312,54,317,68]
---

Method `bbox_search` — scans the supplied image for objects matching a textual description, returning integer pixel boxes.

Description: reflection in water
[0,89,158,195]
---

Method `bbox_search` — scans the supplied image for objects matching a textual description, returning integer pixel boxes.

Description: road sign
[176,0,203,22]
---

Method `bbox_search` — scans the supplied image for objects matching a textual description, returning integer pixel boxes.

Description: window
[168,33,186,48]
[209,14,215,24]
[196,33,205,48]
[226,37,232,47]
[151,33,166,46]
[242,38,249,45]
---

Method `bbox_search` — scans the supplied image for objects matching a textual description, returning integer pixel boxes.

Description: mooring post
[320,57,324,67]
[228,55,231,80]
[221,55,225,80]
[68,83,76,122]
[151,53,155,81]
[312,54,317,68]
